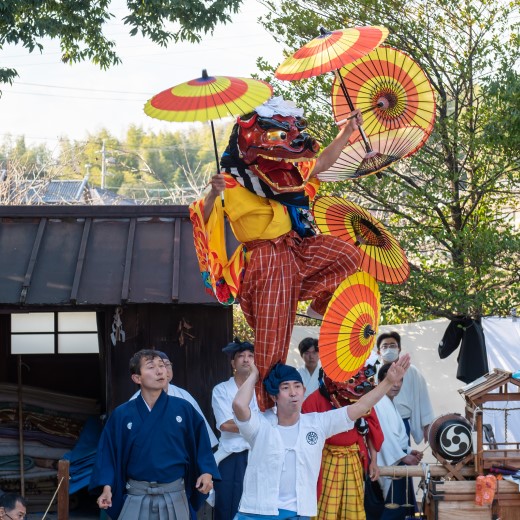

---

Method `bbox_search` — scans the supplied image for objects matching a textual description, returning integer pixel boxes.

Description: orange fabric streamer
[475,474,497,506]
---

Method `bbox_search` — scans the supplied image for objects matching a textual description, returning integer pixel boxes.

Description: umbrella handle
[339,103,384,122]
[209,120,224,206]
[334,70,373,153]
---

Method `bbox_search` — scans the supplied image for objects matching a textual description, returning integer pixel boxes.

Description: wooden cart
[459,368,520,473]
[426,369,520,520]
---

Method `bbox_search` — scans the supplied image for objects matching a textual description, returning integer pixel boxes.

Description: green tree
[50,124,233,201]
[0,0,243,87]
[258,0,520,321]
[0,135,54,172]
[1,122,235,202]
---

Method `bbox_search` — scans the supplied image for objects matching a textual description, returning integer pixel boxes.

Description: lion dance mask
[221,96,321,194]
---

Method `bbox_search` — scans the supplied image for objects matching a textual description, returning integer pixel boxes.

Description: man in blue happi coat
[89,349,219,520]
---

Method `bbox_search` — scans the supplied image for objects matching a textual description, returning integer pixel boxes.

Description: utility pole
[100,140,106,189]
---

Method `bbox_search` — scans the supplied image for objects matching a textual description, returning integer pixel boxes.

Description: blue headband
[263,363,303,396]
[222,337,254,356]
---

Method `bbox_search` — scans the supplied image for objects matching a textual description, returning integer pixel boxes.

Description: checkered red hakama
[239,230,361,410]
[317,444,365,519]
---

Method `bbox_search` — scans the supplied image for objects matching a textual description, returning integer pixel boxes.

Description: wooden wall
[102,303,233,428]
[0,303,233,433]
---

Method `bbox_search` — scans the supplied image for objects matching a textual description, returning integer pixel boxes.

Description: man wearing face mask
[376,332,435,444]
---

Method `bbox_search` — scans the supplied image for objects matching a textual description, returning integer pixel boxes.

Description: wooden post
[17,355,25,497]
[475,409,483,475]
[57,459,70,520]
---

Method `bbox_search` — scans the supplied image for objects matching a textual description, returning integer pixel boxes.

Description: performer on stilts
[190,97,362,409]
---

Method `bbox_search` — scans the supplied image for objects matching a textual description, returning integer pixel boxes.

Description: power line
[13,81,151,95]
[5,90,144,101]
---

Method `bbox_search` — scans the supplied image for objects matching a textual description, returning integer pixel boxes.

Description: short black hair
[376,331,401,350]
[378,363,393,383]
[0,493,27,512]
[154,350,170,362]
[129,349,163,375]
[298,337,319,356]
[222,337,254,358]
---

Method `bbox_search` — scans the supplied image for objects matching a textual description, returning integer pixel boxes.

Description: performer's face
[378,338,401,363]
[132,355,168,391]
[0,500,26,519]
[232,350,254,377]
[237,113,319,165]
[301,346,319,372]
[162,359,174,384]
[274,380,305,415]
[386,377,403,400]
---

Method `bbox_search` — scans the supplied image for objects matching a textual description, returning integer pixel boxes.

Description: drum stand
[431,451,474,481]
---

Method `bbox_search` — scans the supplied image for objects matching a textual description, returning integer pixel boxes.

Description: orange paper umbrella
[144,70,273,175]
[275,26,388,81]
[275,26,395,166]
[316,125,426,180]
[332,46,436,156]
[312,196,409,284]
[320,271,380,382]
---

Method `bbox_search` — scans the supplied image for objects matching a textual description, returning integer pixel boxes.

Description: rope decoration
[481,405,520,444]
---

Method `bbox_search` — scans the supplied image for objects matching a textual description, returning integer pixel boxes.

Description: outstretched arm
[203,174,226,223]
[312,110,363,177]
[347,354,411,422]
[232,363,259,422]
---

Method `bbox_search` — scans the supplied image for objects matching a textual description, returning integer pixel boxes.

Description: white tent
[480,317,520,444]
[289,316,520,451]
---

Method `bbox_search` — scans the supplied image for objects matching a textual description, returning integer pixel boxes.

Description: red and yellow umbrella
[312,196,410,284]
[275,26,396,168]
[144,70,273,176]
[320,271,380,382]
[275,26,388,81]
[144,71,273,122]
[332,46,436,155]
[316,125,426,181]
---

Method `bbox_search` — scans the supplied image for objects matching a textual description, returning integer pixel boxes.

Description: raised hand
[209,174,226,196]
[386,353,411,385]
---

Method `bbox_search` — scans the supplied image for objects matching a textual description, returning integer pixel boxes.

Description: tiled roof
[0,205,237,306]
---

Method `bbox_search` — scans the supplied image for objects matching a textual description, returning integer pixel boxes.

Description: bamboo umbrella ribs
[332,46,436,156]
[319,272,381,382]
[312,196,410,284]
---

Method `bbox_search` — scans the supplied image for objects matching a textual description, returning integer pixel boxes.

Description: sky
[0,0,285,150]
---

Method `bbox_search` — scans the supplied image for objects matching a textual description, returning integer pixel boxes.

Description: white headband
[255,96,304,118]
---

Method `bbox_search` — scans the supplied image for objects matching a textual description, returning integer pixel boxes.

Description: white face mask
[380,349,399,363]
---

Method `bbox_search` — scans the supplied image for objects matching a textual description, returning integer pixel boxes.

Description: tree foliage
[258,0,520,321]
[0,0,243,86]
[0,121,233,204]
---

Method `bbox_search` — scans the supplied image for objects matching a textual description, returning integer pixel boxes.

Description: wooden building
[0,204,235,412]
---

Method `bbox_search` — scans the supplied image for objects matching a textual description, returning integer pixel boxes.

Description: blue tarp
[63,416,103,494]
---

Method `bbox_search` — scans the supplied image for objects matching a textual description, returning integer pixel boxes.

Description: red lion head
[323,364,377,408]
[233,111,321,193]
